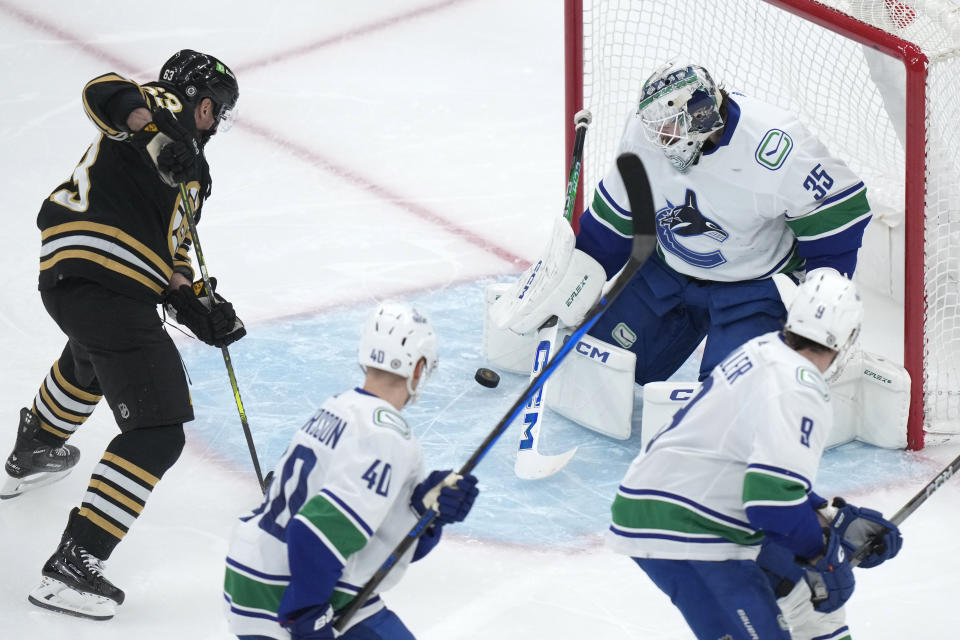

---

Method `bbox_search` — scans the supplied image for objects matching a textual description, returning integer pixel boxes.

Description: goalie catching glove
[129,107,204,187]
[165,277,246,347]
[489,216,606,335]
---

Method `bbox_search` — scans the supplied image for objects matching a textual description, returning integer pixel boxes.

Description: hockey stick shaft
[334,152,656,632]
[850,448,960,566]
[515,110,591,477]
[563,109,591,223]
[177,183,266,495]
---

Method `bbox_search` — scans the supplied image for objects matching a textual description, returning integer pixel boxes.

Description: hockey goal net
[565,0,960,449]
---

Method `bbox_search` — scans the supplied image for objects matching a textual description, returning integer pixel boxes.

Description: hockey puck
[474,367,500,389]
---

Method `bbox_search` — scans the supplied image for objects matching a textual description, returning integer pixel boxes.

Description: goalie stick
[177,182,266,495]
[515,108,590,479]
[849,448,960,567]
[334,152,657,632]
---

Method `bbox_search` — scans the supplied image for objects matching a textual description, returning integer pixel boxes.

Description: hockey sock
[31,346,103,448]
[66,424,185,559]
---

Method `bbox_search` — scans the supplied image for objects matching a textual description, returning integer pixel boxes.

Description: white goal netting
[574,0,960,443]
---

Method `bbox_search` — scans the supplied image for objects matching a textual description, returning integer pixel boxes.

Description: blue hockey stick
[334,152,657,632]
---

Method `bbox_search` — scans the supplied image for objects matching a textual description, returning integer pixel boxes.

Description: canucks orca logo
[656,189,729,268]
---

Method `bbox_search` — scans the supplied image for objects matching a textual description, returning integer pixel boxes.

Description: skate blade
[28,576,117,621]
[0,469,73,500]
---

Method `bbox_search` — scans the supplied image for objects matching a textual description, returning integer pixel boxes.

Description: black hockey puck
[475,367,500,388]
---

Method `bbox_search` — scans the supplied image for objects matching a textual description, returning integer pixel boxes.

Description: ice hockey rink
[1,1,959,638]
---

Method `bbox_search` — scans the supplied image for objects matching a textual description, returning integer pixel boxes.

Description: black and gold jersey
[38,74,206,302]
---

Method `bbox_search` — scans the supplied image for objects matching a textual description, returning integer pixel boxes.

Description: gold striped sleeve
[81,73,146,137]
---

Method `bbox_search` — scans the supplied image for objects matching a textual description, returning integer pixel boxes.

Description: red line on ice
[0,0,522,268]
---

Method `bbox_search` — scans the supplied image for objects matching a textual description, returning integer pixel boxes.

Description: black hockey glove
[165,280,245,348]
[129,108,201,187]
[153,108,202,184]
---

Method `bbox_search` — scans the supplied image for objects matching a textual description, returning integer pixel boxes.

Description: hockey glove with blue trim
[280,602,335,640]
[827,497,902,569]
[411,470,479,525]
[805,530,855,613]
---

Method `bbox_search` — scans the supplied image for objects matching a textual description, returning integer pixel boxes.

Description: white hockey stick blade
[515,445,579,480]
[514,317,578,479]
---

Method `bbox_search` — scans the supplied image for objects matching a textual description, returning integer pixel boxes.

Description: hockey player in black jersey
[1,49,246,621]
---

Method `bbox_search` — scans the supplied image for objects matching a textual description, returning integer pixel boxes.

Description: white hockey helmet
[784,270,863,382]
[358,301,438,402]
[636,62,724,172]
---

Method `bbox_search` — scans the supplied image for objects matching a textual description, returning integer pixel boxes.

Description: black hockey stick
[849,449,960,567]
[334,152,657,632]
[177,182,266,495]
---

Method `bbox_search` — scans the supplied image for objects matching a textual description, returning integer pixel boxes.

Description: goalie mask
[785,270,863,383]
[636,62,724,172]
[358,301,438,403]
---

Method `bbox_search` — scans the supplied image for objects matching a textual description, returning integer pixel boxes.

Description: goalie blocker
[483,280,910,449]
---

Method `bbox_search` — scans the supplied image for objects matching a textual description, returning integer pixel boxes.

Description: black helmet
[159,49,239,127]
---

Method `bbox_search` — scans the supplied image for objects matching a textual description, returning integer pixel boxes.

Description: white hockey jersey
[606,332,832,561]
[581,94,871,281]
[224,388,425,639]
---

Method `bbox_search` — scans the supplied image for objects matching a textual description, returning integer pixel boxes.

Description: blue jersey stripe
[225,556,290,582]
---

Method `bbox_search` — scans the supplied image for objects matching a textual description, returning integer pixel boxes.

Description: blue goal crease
[181,279,918,547]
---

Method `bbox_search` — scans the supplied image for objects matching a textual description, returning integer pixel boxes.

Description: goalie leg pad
[482,283,540,374]
[829,348,910,449]
[640,381,700,451]
[545,332,636,439]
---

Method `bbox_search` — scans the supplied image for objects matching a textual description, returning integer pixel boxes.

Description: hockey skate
[1,408,80,499]
[28,535,125,620]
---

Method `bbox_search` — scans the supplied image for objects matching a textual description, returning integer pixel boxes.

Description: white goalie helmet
[784,269,864,382]
[636,62,725,172]
[358,301,438,402]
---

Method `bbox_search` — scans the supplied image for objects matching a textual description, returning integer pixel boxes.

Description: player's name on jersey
[302,409,347,449]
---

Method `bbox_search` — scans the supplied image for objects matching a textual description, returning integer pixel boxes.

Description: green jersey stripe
[786,188,870,238]
[591,190,633,237]
[611,494,764,546]
[224,566,287,613]
[742,470,809,507]
[295,494,369,562]
[330,587,355,611]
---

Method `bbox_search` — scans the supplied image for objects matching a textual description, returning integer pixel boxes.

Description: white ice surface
[0,2,958,639]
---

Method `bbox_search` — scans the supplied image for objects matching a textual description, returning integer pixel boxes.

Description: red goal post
[565,0,960,450]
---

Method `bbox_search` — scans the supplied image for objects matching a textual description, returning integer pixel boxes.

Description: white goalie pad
[640,381,700,451]
[483,291,636,440]
[544,333,636,439]
[640,349,911,451]
[483,282,540,373]
[488,216,606,335]
[829,347,910,449]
